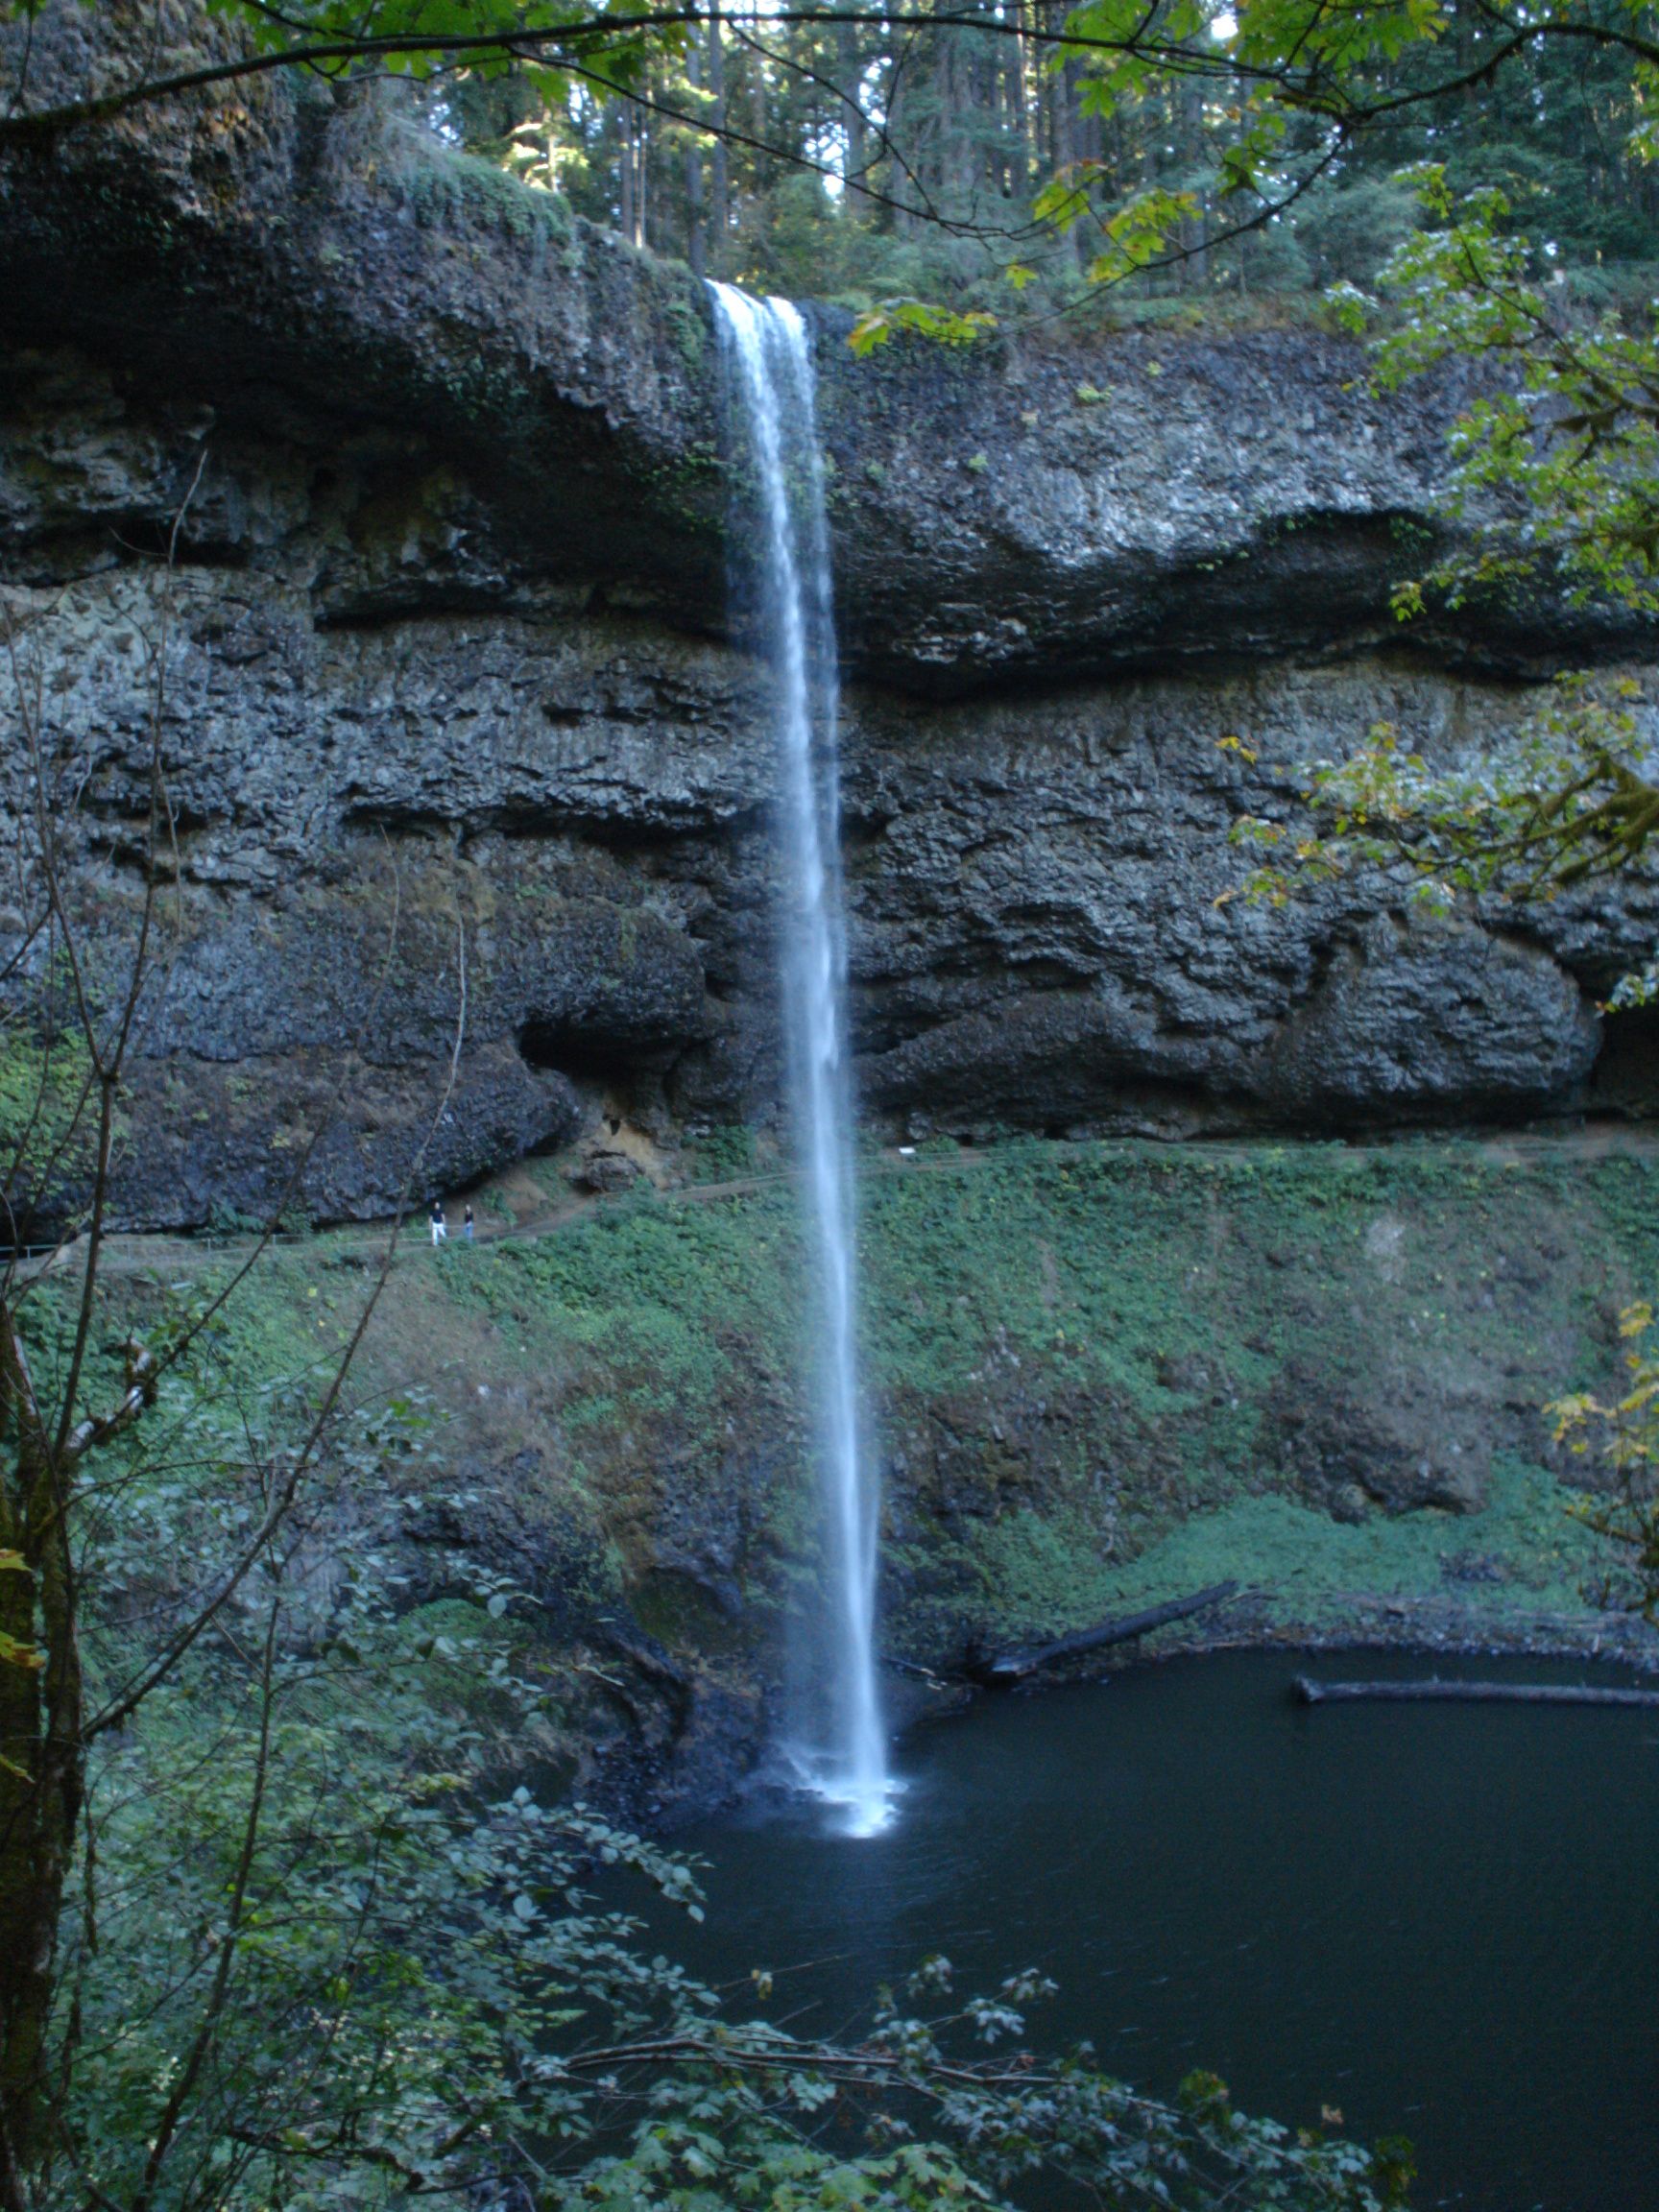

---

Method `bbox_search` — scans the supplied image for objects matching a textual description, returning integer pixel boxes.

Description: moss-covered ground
[97,1131,1659,1672]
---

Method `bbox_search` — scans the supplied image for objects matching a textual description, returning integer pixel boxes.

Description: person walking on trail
[463,1204,475,1242]
[429,1198,447,1248]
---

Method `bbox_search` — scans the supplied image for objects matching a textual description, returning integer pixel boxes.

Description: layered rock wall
[4,9,1659,1226]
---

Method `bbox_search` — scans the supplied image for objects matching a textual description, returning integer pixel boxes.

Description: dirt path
[20,1121,1659,1285]
[16,1145,994,1283]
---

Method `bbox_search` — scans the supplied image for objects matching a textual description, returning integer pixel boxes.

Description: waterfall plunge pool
[646,1649,1659,2211]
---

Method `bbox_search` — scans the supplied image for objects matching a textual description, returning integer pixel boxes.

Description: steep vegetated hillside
[89,1133,1659,1812]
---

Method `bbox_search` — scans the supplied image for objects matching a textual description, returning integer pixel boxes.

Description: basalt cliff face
[4,5,1659,1231]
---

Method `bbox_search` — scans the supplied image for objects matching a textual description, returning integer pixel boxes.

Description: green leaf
[848,300,997,357]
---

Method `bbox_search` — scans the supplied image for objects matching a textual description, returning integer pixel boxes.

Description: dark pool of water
[662,1649,1659,2212]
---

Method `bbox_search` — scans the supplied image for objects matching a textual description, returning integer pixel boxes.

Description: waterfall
[709,282,890,1839]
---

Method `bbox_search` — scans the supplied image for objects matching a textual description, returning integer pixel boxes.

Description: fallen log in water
[975,1580,1240,1685]
[1294,1675,1659,1709]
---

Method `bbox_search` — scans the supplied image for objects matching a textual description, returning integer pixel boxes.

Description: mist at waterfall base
[644,1649,1659,2212]
[709,282,890,1838]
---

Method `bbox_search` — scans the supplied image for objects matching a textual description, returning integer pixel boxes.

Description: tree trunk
[1177,79,1207,291]
[838,15,865,189]
[1019,0,1040,191]
[685,43,707,276]
[748,48,767,177]
[635,100,649,250]
[1295,1676,1659,1709]
[974,1582,1240,1683]
[709,3,729,254]
[0,1316,83,2203]
[617,102,635,245]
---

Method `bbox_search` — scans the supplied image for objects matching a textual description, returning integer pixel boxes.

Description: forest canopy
[6,1,1659,325]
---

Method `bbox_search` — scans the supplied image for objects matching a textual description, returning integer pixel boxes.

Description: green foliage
[1551,1299,1659,1619]
[30,1124,1644,2203]
[42,1280,1410,2212]
[204,1198,266,1238]
[112,1134,1651,1682]
[1053,0,1659,278]
[368,1136,1659,1656]
[1292,177,1420,289]
[972,1457,1607,1649]
[15,0,1659,353]
[1225,677,1657,897]
[1219,676,1659,1001]
[205,0,685,106]
[685,1120,761,1185]
[400,132,577,243]
[48,1352,709,2200]
[0,1018,96,1219]
[1253,152,1659,973]
[457,1187,806,1427]
[861,0,1659,337]
[849,297,998,358]
[1345,163,1659,617]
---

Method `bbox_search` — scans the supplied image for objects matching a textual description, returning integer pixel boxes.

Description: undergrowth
[113,1136,1659,1653]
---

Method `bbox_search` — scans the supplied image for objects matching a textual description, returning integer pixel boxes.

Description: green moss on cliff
[454,1187,807,1428]
[854,1136,1653,1648]
[925,1458,1605,1651]
[450,1137,1659,1649]
[393,136,575,245]
[115,1135,1659,1668]
[0,1023,100,1204]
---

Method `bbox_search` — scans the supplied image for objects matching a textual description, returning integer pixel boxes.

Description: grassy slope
[128,1132,1659,1677]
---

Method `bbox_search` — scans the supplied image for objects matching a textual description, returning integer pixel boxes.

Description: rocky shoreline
[673,1606,1659,1831]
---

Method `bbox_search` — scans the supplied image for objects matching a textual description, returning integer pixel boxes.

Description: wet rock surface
[3,368,1658,1225]
[4,0,1653,690]
[1268,1358,1489,1518]
[1,2,1657,1224]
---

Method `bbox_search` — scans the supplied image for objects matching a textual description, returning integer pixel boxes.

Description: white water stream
[709,282,890,1837]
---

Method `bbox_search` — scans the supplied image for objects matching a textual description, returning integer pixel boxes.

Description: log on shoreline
[977,1581,1240,1685]
[1294,1675,1659,1709]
